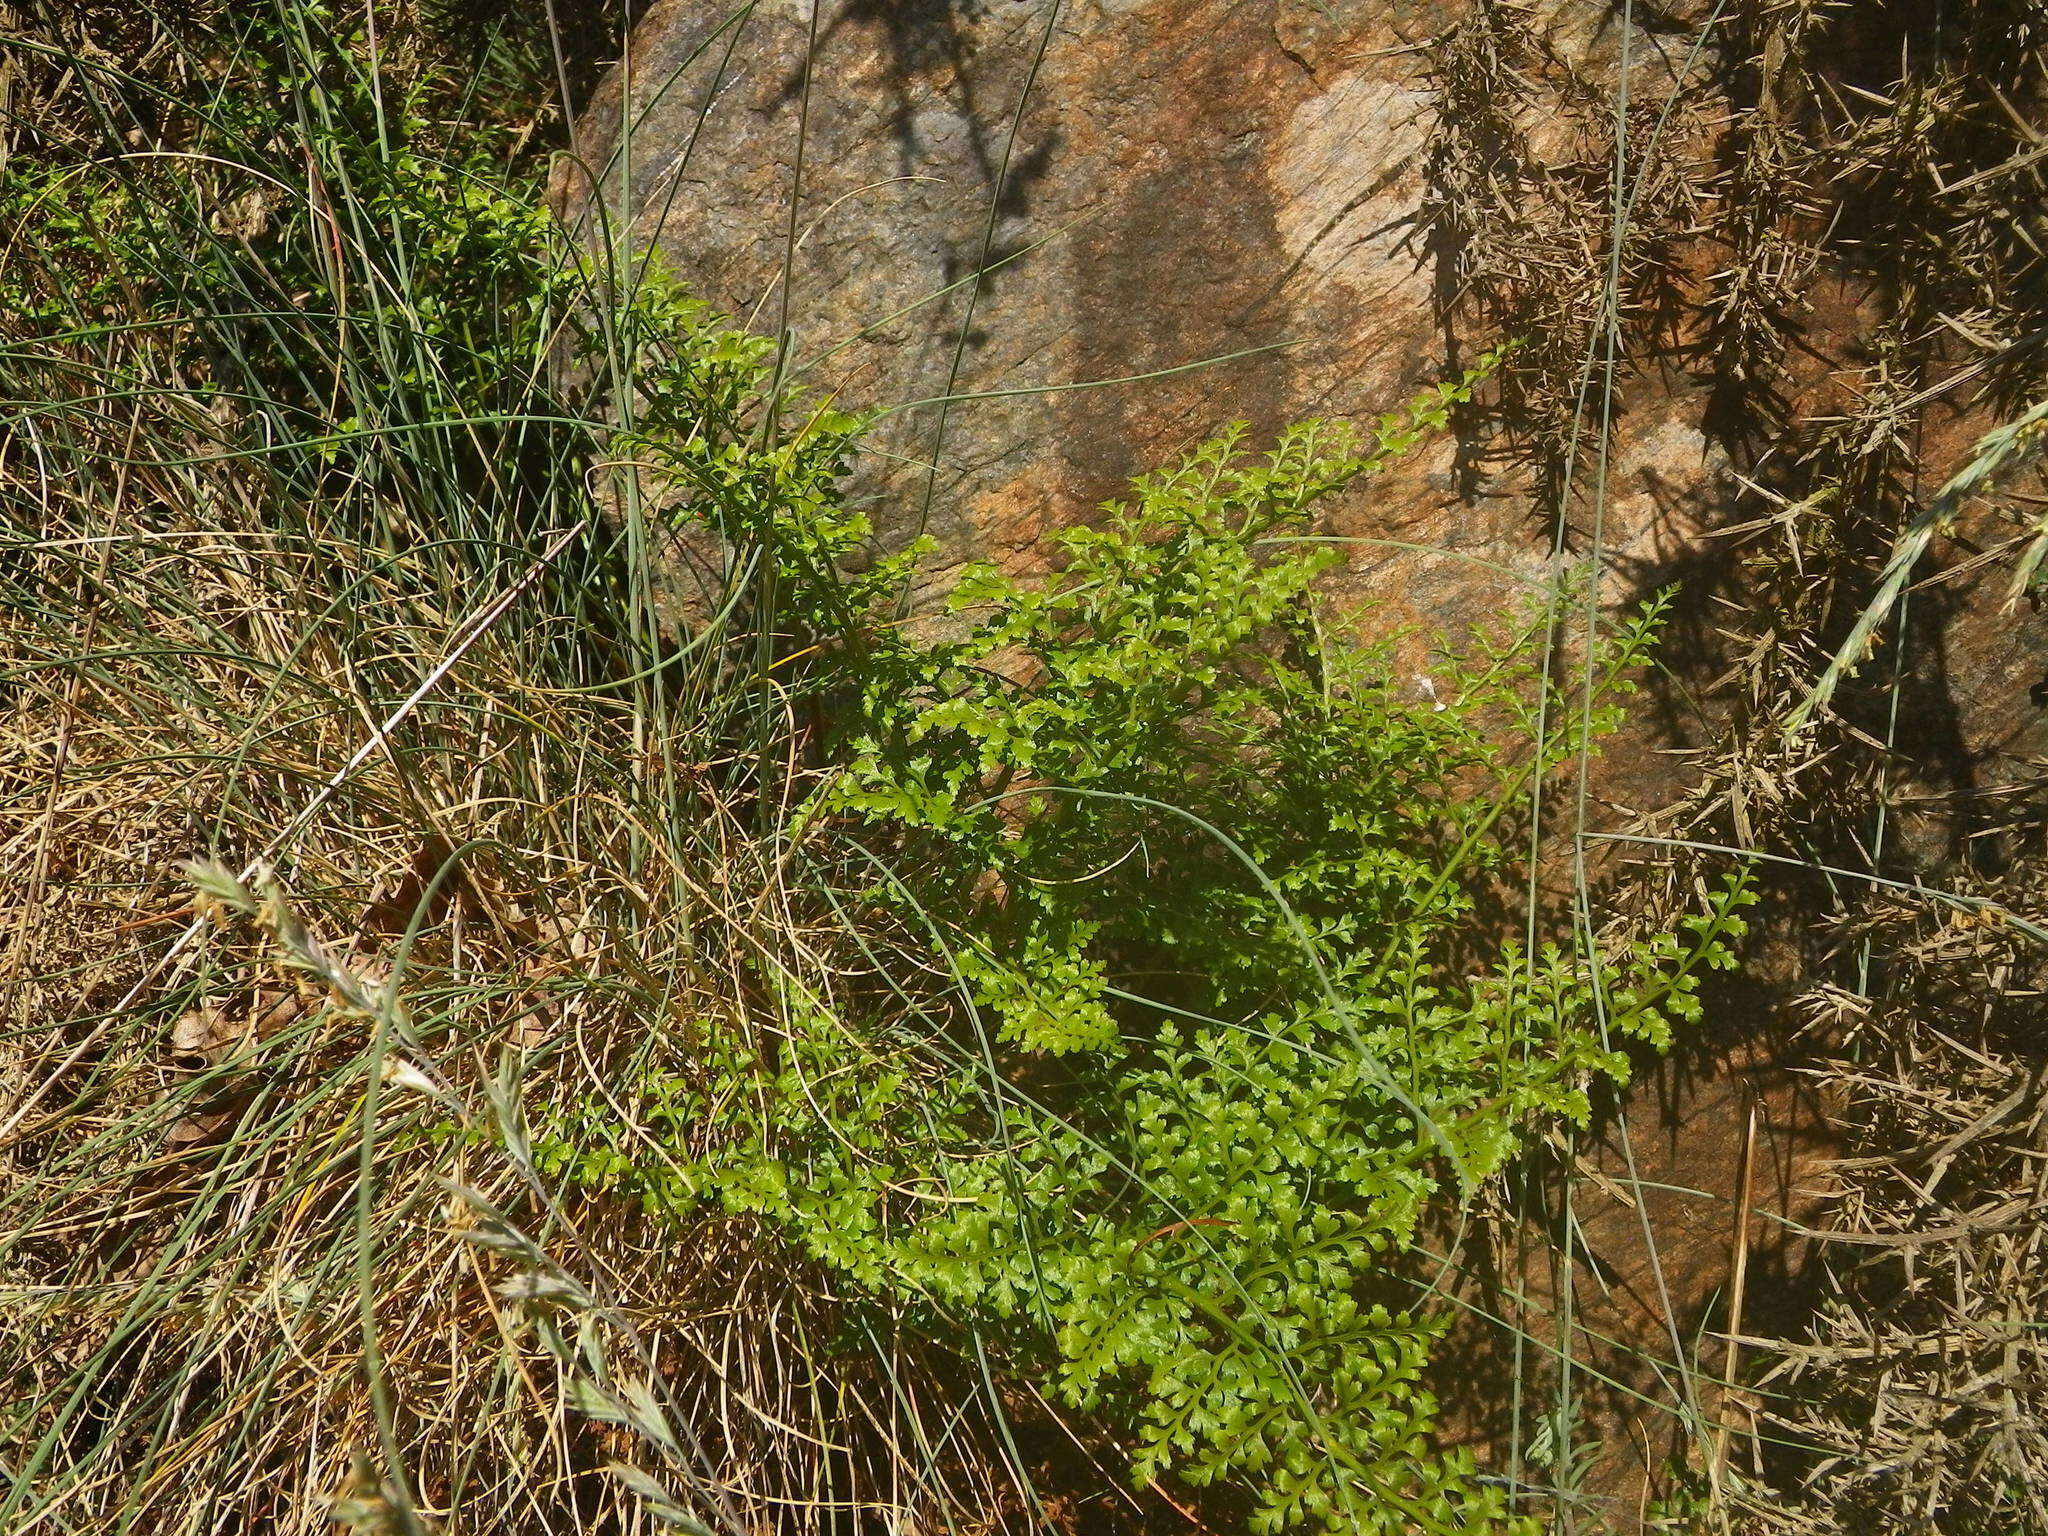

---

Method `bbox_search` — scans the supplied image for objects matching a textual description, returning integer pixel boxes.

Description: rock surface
[561,0,1724,638]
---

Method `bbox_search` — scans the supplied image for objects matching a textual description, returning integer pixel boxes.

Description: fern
[544,375,1753,1534]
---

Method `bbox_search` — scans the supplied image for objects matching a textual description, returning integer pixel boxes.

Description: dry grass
[0,402,945,1534]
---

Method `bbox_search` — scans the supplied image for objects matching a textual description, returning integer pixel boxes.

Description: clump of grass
[0,8,994,1533]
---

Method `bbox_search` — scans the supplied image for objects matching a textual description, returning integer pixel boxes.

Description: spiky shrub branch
[1422,2,2048,1528]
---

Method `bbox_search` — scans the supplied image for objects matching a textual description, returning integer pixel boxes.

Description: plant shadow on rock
[775,0,1058,308]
